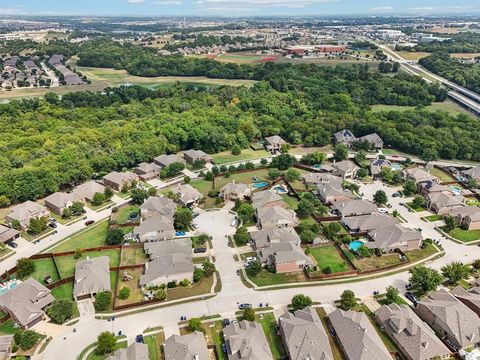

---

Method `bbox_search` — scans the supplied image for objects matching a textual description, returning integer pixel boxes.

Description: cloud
[0,7,26,15]
[368,6,394,12]
[197,0,337,10]
[409,6,435,11]
[127,0,145,3]
[154,0,183,4]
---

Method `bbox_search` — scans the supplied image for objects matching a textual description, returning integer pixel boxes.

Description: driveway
[77,299,95,322]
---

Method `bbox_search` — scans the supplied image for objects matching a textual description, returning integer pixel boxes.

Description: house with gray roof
[44,191,80,215]
[418,180,450,197]
[258,241,313,273]
[183,149,213,165]
[257,206,299,230]
[73,256,111,300]
[103,171,137,192]
[0,278,54,328]
[5,201,50,230]
[405,168,437,184]
[223,320,273,360]
[329,308,392,360]
[163,331,209,360]
[250,228,300,249]
[140,239,193,287]
[74,180,106,202]
[175,184,204,207]
[0,335,13,360]
[252,190,286,211]
[0,225,20,244]
[416,288,480,351]
[220,182,252,201]
[154,154,186,168]
[342,213,399,234]
[448,206,480,230]
[315,183,355,205]
[140,196,176,220]
[426,192,465,215]
[332,199,378,218]
[133,213,175,242]
[133,162,161,181]
[264,135,287,154]
[106,342,148,360]
[463,166,480,181]
[279,306,333,360]
[375,304,451,360]
[451,286,480,317]
[332,160,358,179]
[366,224,422,252]
[358,133,384,150]
[302,173,342,189]
[370,159,393,179]
[334,129,357,147]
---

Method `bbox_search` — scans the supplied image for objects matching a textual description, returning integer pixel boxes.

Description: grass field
[352,253,403,272]
[25,258,60,284]
[405,201,426,212]
[247,269,305,287]
[55,249,121,278]
[309,246,349,273]
[120,246,147,266]
[143,332,165,360]
[51,281,74,300]
[446,227,480,243]
[86,341,128,360]
[166,275,213,301]
[49,219,109,253]
[112,204,139,225]
[0,320,18,335]
[370,100,472,116]
[214,168,270,192]
[429,167,456,182]
[211,148,270,165]
[258,313,286,359]
[404,242,438,262]
[396,51,432,60]
[422,214,443,222]
[115,267,144,306]
[281,195,299,210]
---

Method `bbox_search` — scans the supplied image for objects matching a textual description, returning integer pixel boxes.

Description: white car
[378,208,388,214]
[231,219,238,227]
[192,223,199,229]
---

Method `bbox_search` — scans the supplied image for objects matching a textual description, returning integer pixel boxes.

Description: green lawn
[446,227,480,243]
[309,246,349,273]
[144,332,165,360]
[120,246,147,266]
[212,148,270,165]
[247,269,305,287]
[51,281,74,300]
[429,168,456,183]
[54,249,121,278]
[208,321,227,360]
[466,199,480,207]
[26,258,60,284]
[190,179,214,196]
[404,242,438,262]
[405,201,426,212]
[0,320,18,335]
[352,253,403,272]
[86,341,128,360]
[370,100,471,117]
[49,219,109,253]
[87,200,115,212]
[50,212,83,225]
[281,195,299,210]
[112,204,140,224]
[258,313,286,359]
[214,169,270,191]
[422,214,443,222]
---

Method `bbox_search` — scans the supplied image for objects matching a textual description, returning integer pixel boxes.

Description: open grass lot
[276,56,381,70]
[112,204,140,225]
[120,246,147,266]
[212,148,270,165]
[315,307,347,360]
[396,51,432,60]
[49,220,109,253]
[24,258,60,284]
[166,275,213,301]
[190,179,214,196]
[51,281,74,300]
[144,332,165,360]
[247,269,306,287]
[86,341,128,360]
[429,167,456,182]
[309,246,349,273]
[446,227,480,243]
[54,249,121,278]
[281,195,299,210]
[115,267,144,306]
[404,242,438,262]
[370,100,472,117]
[207,52,274,64]
[352,253,403,272]
[289,145,331,155]
[214,168,270,192]
[257,313,286,359]
[50,212,83,225]
[0,319,18,335]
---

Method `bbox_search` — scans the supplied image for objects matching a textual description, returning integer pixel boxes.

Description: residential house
[0,278,54,328]
[153,154,186,168]
[183,149,213,165]
[370,159,393,179]
[328,308,392,360]
[405,168,437,184]
[366,224,422,252]
[279,306,333,360]
[333,129,357,147]
[175,184,204,207]
[133,162,161,181]
[103,171,137,192]
[139,239,194,287]
[163,331,209,360]
[416,288,480,351]
[418,180,450,197]
[331,160,358,179]
[73,256,111,300]
[448,206,480,230]
[332,199,378,218]
[315,183,354,205]
[223,320,273,360]
[375,304,451,360]
[426,192,465,215]
[258,241,313,273]
[264,135,287,154]
[251,190,287,211]
[342,213,399,234]
[451,286,480,318]
[251,228,301,249]
[106,342,148,360]
[220,182,252,201]
[302,173,342,189]
[140,196,176,220]
[44,191,77,215]
[5,201,50,230]
[133,214,175,242]
[0,225,20,244]
[463,167,480,182]
[74,180,106,203]
[0,335,13,360]
[358,133,384,150]
[257,206,299,230]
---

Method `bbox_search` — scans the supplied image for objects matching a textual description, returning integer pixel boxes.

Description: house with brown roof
[405,168,437,184]
[133,162,161,181]
[74,180,106,203]
[279,307,333,360]
[331,160,358,179]
[153,154,186,168]
[302,173,342,189]
[133,214,175,242]
[103,171,137,192]
[418,180,450,197]
[5,201,50,230]
[264,135,287,154]
[366,224,422,252]
[375,304,451,360]
[0,225,20,244]
[257,206,299,230]
[315,183,354,205]
[175,184,204,207]
[223,320,273,360]
[183,149,213,165]
[258,240,313,273]
[73,256,111,300]
[0,278,54,328]
[140,196,176,220]
[331,199,378,218]
[358,133,384,150]
[163,331,209,360]
[342,213,399,234]
[44,191,78,215]
[426,192,465,215]
[451,286,480,318]
[220,182,252,201]
[448,206,480,230]
[329,308,392,360]
[251,228,300,250]
[370,159,393,179]
[251,190,286,211]
[106,342,148,360]
[463,167,480,182]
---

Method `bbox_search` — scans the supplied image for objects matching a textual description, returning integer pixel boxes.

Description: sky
[1,0,479,17]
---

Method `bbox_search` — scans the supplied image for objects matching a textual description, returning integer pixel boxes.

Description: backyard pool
[348,240,364,252]
[449,185,462,196]
[0,280,21,296]
[251,181,269,189]
[391,163,403,171]
[273,186,287,193]
[128,212,139,221]
[313,164,322,170]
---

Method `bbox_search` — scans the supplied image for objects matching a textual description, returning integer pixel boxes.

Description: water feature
[348,240,364,252]
[251,181,269,189]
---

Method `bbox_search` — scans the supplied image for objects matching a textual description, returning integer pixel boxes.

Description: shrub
[15,330,41,351]
[244,308,255,321]
[106,228,124,245]
[323,266,332,274]
[94,291,112,311]
[118,287,131,300]
[47,299,74,324]
[291,294,312,311]
[155,289,167,300]
[16,258,35,279]
[95,331,116,355]
[179,279,191,287]
[188,318,205,333]
[167,281,177,288]
[193,268,205,283]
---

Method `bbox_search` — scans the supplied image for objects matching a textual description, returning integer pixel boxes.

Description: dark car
[85,220,95,226]
[392,192,401,197]
[239,303,252,310]
[194,247,207,253]
[405,292,418,306]
[135,334,144,343]
[48,222,57,228]
[222,343,227,353]
[7,241,18,249]
[222,318,230,326]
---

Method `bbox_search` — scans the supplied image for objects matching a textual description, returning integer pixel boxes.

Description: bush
[179,279,191,287]
[188,318,205,333]
[323,266,332,274]
[167,280,177,288]
[155,289,167,300]
[94,291,112,311]
[15,330,41,351]
[95,331,116,355]
[208,190,219,198]
[118,287,131,300]
[106,228,124,245]
[47,299,74,324]
[231,145,241,155]
[244,308,255,321]
[193,268,205,283]
[291,294,312,311]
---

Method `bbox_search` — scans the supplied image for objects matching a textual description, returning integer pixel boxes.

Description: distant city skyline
[1,0,479,17]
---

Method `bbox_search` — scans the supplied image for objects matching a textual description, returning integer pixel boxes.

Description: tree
[467,178,478,189]
[94,291,112,311]
[296,199,315,218]
[70,201,84,214]
[270,153,296,170]
[174,207,193,231]
[441,261,470,285]
[96,331,116,355]
[104,187,114,199]
[333,144,348,161]
[244,308,255,321]
[357,168,368,178]
[354,150,367,164]
[268,168,281,180]
[247,260,262,276]
[47,299,74,324]
[15,330,40,351]
[409,266,442,296]
[380,167,394,183]
[233,226,250,246]
[118,287,131,300]
[16,258,35,279]
[231,145,241,156]
[385,286,400,305]
[443,215,458,232]
[291,294,312,311]
[403,180,417,196]
[92,192,106,206]
[62,207,73,219]
[188,318,205,333]
[148,187,157,196]
[412,195,425,209]
[28,217,47,235]
[300,229,316,244]
[285,168,300,182]
[322,222,341,241]
[421,147,438,165]
[106,228,124,245]
[193,268,205,282]
[340,290,357,310]
[183,176,191,184]
[202,261,216,277]
[154,289,167,300]
[373,190,388,205]
[237,203,254,224]
[0,195,11,207]
[130,188,148,205]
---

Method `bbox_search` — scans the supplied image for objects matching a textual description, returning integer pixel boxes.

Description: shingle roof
[257,207,298,227]
[366,224,422,250]
[134,162,161,174]
[224,320,273,360]
[133,213,175,239]
[405,168,437,183]
[427,192,465,209]
[343,213,399,232]
[221,182,250,195]
[358,133,383,146]
[329,308,392,360]
[332,160,357,173]
[74,180,106,201]
[279,307,333,360]
[140,196,176,218]
[154,154,185,167]
[250,228,300,249]
[103,171,137,186]
[302,173,342,188]
[73,256,111,298]
[464,166,480,181]
[332,199,378,217]
[334,129,357,143]
[106,342,149,360]
[264,135,287,146]
[252,190,285,210]
[7,201,48,226]
[315,183,354,201]
[163,331,209,360]
[259,241,313,266]
[0,225,20,244]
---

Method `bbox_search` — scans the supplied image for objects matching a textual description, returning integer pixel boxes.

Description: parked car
[7,241,18,249]
[405,292,418,306]
[135,334,144,343]
[239,303,252,309]
[392,192,401,197]
[236,269,240,276]
[192,223,199,229]
[221,343,227,353]
[378,208,388,214]
[49,217,57,223]
[48,222,57,228]
[175,231,186,236]
[231,219,238,227]
[222,318,230,326]
[194,247,207,253]
[193,212,199,218]
[84,220,95,226]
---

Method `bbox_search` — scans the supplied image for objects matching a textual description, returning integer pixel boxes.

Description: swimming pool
[449,185,462,195]
[313,164,322,170]
[273,186,287,193]
[348,240,363,252]
[252,181,269,189]
[391,163,402,171]
[0,280,21,296]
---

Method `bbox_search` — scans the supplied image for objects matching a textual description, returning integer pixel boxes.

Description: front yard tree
[202,261,216,277]
[94,291,112,311]
[28,217,47,235]
[237,203,254,224]
[385,286,400,305]
[357,168,368,178]
[443,215,458,232]
[409,266,442,296]
[340,290,357,310]
[233,226,250,246]
[243,308,255,321]
[174,208,193,231]
[412,195,425,209]
[47,299,74,324]
[441,261,470,285]
[354,150,367,164]
[16,258,35,279]
[188,318,205,333]
[106,228,124,245]
[403,180,417,196]
[62,207,73,219]
[291,294,312,311]
[231,145,241,156]
[130,188,148,205]
[373,190,388,205]
[380,167,394,183]
[96,331,116,355]
[70,201,84,214]
[333,144,348,161]
[268,168,281,180]
[155,289,167,300]
[92,192,106,206]
[104,186,114,199]
[247,260,262,276]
